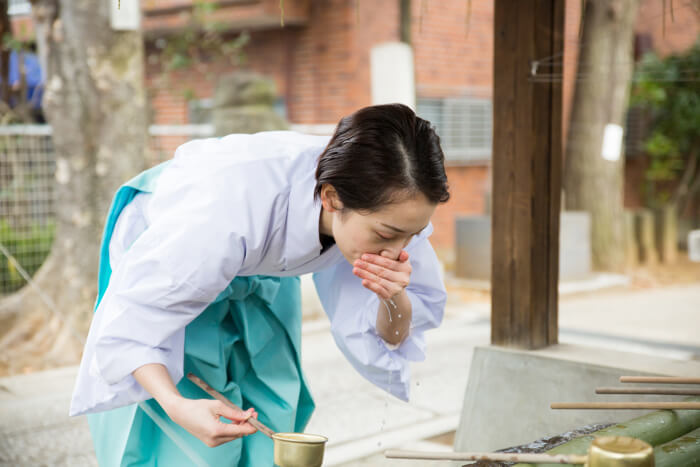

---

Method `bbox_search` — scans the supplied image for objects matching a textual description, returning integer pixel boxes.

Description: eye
[376,232,394,241]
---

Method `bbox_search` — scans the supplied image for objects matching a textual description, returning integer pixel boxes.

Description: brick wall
[145,0,401,126]
[431,165,490,261]
[412,0,493,99]
[8,0,699,254]
[635,0,700,56]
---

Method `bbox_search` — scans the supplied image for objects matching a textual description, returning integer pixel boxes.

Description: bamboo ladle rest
[384,449,588,464]
[385,435,655,466]
[186,373,327,467]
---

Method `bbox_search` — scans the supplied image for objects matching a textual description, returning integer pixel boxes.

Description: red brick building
[8,0,699,260]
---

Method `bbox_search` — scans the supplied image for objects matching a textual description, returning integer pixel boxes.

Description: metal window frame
[418,96,493,164]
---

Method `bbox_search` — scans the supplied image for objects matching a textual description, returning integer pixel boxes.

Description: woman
[70,103,449,466]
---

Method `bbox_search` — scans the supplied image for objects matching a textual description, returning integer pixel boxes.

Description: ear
[320,184,344,212]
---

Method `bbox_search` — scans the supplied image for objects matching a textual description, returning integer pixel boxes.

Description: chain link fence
[0,125,55,294]
[0,124,222,295]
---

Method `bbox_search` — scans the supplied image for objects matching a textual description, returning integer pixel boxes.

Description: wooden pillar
[491,0,564,348]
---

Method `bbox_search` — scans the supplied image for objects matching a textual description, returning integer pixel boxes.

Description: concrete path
[1,283,699,466]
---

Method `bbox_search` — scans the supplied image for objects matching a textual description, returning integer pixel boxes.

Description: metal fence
[0,124,214,294]
[147,124,214,166]
[0,125,55,294]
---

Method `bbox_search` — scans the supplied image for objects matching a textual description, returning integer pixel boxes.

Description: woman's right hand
[165,397,259,447]
[132,364,258,447]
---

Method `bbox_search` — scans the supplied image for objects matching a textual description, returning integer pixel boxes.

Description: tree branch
[686,161,700,198]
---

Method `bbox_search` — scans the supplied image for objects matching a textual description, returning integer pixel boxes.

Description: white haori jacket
[70,131,447,416]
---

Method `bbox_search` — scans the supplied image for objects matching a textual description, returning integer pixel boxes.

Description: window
[417,97,492,163]
[8,0,31,16]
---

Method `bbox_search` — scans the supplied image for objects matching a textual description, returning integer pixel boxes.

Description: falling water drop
[380,370,392,433]
[382,299,393,322]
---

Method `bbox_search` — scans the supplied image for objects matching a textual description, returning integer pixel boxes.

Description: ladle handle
[385,449,587,464]
[187,373,276,438]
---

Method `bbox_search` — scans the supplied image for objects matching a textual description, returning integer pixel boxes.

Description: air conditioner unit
[689,230,700,262]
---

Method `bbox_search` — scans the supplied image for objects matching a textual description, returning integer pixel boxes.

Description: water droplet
[395,331,399,335]
[398,314,402,318]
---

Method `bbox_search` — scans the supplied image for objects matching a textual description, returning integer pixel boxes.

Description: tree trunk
[563,0,639,272]
[0,0,147,374]
[672,147,700,217]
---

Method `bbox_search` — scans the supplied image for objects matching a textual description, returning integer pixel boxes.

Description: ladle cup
[187,373,328,467]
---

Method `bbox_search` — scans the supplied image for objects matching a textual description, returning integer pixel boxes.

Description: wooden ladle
[186,373,327,467]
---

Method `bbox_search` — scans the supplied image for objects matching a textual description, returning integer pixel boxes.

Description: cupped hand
[166,397,258,447]
[352,250,411,300]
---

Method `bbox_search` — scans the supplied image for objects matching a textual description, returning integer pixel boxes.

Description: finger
[380,250,399,260]
[215,427,257,444]
[398,250,410,262]
[354,261,405,284]
[216,420,258,438]
[361,278,392,300]
[212,436,240,445]
[211,432,247,445]
[359,266,406,295]
[360,253,403,271]
[215,402,255,423]
[353,265,399,292]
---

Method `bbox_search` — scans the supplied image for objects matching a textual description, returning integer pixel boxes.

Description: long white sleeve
[312,223,446,401]
[70,160,249,416]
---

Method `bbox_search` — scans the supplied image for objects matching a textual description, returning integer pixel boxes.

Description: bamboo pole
[620,376,700,384]
[653,426,700,466]
[596,387,700,396]
[514,397,700,467]
[551,402,700,410]
[384,449,587,464]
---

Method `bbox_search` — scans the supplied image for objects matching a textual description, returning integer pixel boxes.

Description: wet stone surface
[469,423,614,467]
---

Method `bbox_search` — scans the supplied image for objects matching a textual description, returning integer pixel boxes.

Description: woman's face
[321,187,437,264]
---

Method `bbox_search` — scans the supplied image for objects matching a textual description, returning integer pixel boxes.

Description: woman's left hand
[352,250,411,300]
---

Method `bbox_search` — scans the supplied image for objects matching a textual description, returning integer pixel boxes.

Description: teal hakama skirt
[87,163,315,467]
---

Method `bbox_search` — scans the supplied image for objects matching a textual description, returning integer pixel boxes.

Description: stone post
[655,205,678,265]
[624,210,638,269]
[212,71,288,136]
[635,209,658,266]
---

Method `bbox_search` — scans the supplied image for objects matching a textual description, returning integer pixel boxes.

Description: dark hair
[314,103,450,211]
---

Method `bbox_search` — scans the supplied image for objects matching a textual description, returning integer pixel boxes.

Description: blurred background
[0,0,698,465]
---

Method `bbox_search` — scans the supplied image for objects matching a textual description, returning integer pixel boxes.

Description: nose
[380,241,405,260]
[379,249,398,260]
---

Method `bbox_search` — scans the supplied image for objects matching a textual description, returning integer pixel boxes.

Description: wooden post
[491,0,564,348]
